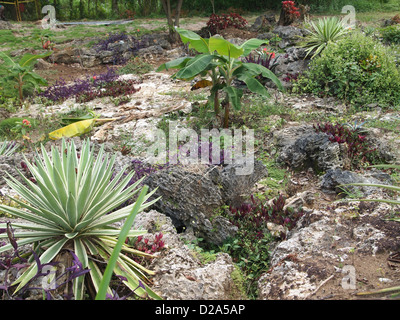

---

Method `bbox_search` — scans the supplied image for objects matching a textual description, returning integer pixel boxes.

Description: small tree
[157,28,284,128]
[160,0,184,43]
[0,52,52,105]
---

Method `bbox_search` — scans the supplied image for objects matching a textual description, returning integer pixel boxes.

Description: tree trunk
[161,0,183,43]
[112,0,119,15]
[69,0,73,20]
[174,0,183,27]
[223,99,229,128]
[210,0,215,14]
[214,90,219,115]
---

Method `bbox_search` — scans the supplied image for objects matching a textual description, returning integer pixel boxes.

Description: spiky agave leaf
[0,141,19,156]
[0,138,161,299]
[301,16,349,59]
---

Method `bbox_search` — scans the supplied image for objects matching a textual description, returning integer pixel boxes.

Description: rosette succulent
[0,139,161,300]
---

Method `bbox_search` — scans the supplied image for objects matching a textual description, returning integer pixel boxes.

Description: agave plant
[341,164,400,298]
[0,141,19,156]
[341,164,400,214]
[0,139,161,300]
[301,16,350,59]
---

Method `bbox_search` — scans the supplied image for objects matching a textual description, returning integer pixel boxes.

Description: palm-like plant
[301,16,350,59]
[0,139,161,300]
[0,141,19,156]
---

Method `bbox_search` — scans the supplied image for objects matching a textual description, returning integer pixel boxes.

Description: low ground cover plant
[314,121,382,169]
[39,68,141,104]
[221,194,304,298]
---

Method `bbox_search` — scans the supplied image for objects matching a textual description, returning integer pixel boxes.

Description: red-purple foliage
[206,13,248,35]
[314,122,380,168]
[229,194,304,240]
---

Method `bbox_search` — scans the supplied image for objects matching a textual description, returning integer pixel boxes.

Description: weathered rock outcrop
[272,124,345,173]
[143,161,268,245]
[258,197,400,299]
[133,210,246,300]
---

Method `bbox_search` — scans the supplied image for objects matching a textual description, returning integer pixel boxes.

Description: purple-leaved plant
[314,122,381,169]
[0,222,90,300]
[39,68,119,102]
[38,68,141,103]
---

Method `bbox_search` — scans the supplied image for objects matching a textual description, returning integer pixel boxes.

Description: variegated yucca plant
[0,139,161,300]
[0,141,19,156]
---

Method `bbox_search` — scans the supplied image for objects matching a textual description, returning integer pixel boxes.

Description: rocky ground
[1,16,400,300]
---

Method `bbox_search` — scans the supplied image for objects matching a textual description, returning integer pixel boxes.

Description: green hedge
[294,31,400,108]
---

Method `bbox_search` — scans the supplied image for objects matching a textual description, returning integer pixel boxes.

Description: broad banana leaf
[176,28,210,54]
[175,54,216,80]
[223,86,243,110]
[239,38,269,57]
[208,37,244,59]
[19,52,53,68]
[235,62,284,91]
[48,118,117,140]
[157,56,192,72]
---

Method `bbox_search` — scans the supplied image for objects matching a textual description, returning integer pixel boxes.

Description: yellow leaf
[191,79,213,91]
[48,119,96,140]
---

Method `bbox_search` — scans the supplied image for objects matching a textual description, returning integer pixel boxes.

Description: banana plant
[0,52,52,105]
[157,28,284,128]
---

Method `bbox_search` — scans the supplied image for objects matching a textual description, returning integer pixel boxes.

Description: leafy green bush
[294,31,400,108]
[379,25,400,45]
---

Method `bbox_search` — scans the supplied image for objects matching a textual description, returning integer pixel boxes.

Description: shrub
[282,1,300,20]
[379,25,400,45]
[314,122,382,169]
[294,31,400,108]
[206,13,248,35]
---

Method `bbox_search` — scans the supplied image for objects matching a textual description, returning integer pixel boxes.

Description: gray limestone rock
[143,161,267,245]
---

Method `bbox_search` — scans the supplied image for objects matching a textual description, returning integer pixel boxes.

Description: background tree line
[4,0,399,21]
